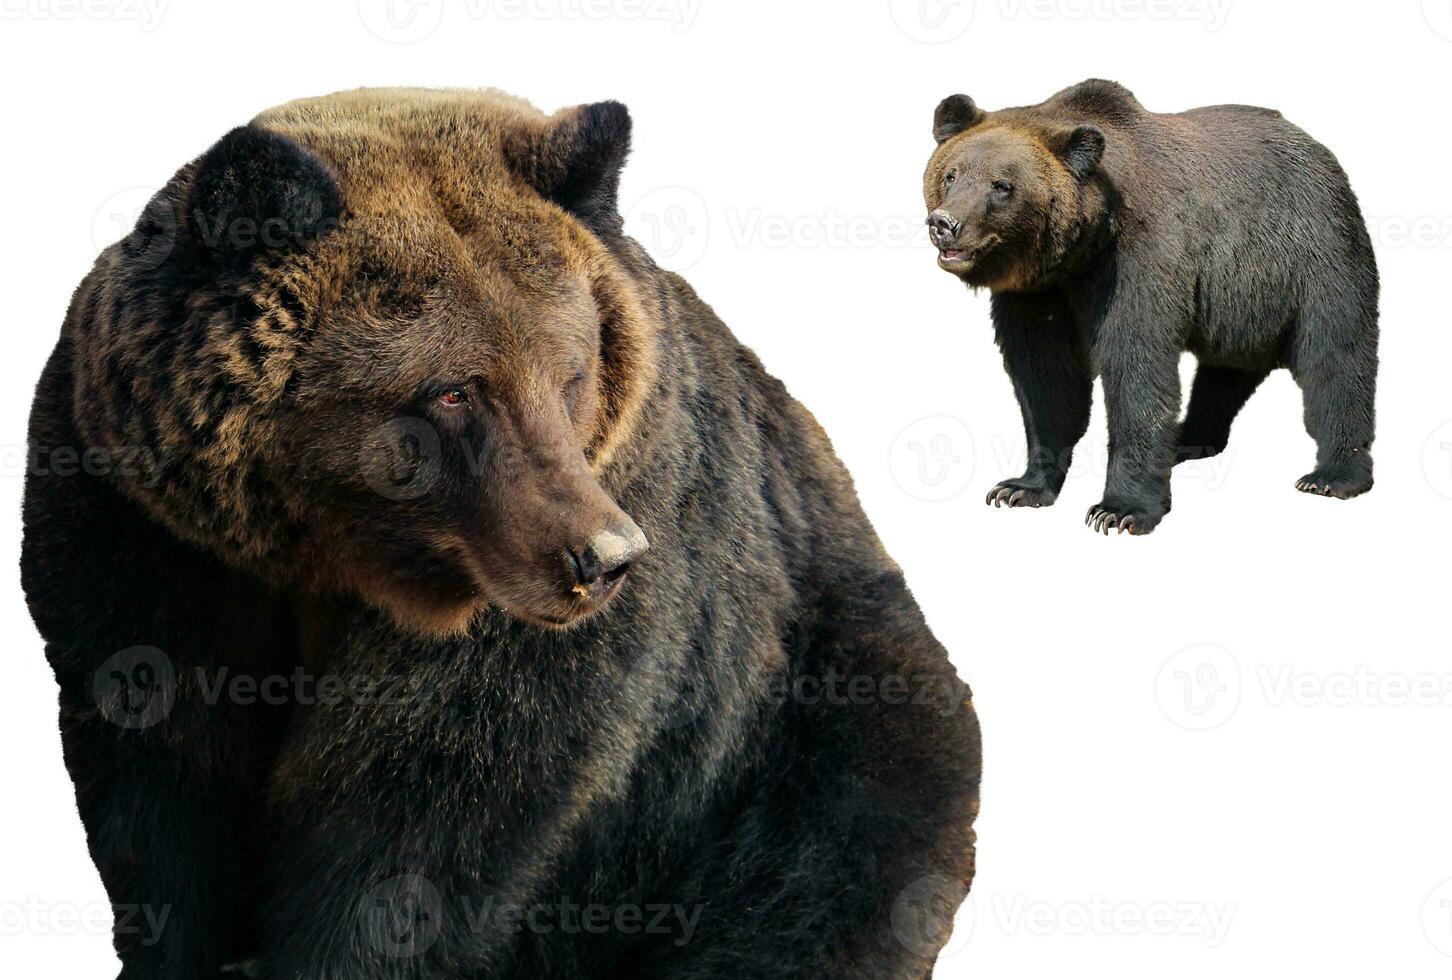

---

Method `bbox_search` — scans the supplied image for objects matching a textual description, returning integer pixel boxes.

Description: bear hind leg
[1288,293,1377,499]
[1175,364,1269,464]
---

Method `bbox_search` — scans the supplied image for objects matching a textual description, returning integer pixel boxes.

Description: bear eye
[437,386,470,407]
[992,179,1015,196]
[944,170,957,185]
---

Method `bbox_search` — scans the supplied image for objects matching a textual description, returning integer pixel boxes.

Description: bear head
[71,89,661,635]
[923,93,1110,291]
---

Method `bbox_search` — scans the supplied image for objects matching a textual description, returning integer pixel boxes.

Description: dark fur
[22,89,980,978]
[924,79,1379,533]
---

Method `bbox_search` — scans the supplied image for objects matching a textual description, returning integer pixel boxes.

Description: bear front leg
[986,292,1091,509]
[58,711,247,979]
[1087,310,1183,535]
[23,347,292,978]
[32,536,289,980]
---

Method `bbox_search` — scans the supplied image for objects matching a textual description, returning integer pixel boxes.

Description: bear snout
[565,518,650,604]
[926,209,960,247]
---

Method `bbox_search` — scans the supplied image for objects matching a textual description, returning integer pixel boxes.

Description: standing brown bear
[923,79,1378,534]
[22,89,980,978]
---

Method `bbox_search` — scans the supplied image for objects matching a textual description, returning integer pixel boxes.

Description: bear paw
[985,479,1058,509]
[1085,500,1165,535]
[1295,467,1372,499]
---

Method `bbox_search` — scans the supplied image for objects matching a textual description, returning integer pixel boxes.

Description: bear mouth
[938,235,1001,271]
[503,565,632,630]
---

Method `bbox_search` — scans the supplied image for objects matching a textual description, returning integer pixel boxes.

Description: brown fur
[71,89,661,634]
[28,88,980,977]
[924,88,1113,293]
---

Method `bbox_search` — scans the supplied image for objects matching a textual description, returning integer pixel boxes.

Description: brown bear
[923,79,1379,533]
[22,88,980,978]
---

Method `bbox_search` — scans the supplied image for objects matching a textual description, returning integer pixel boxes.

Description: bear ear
[1055,125,1106,180]
[184,125,344,265]
[933,95,986,144]
[509,101,632,235]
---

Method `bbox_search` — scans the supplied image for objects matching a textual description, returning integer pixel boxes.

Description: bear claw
[1084,503,1160,536]
[1295,470,1372,499]
[985,482,1057,509]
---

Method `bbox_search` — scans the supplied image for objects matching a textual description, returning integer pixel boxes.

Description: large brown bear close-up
[21,89,980,978]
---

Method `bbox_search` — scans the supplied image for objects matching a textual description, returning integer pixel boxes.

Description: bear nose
[567,518,650,591]
[926,210,959,246]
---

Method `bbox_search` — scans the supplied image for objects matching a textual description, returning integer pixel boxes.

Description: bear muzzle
[565,518,650,606]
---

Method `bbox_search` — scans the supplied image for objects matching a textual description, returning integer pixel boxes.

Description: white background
[3,0,1451,976]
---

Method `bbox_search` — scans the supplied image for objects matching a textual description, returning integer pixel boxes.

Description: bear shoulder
[1047,79,1143,122]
